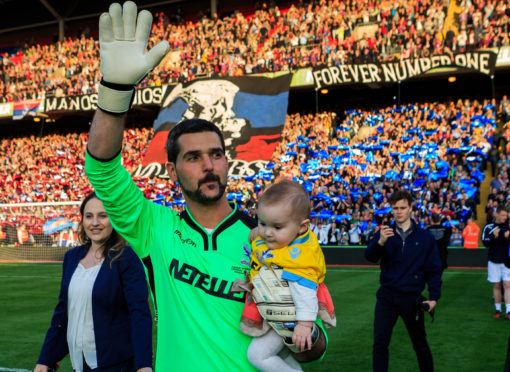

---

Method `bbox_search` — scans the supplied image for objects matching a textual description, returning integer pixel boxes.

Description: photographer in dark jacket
[365,190,442,372]
[481,205,510,319]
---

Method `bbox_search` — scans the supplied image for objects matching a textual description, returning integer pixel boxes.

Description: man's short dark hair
[389,190,413,206]
[165,119,226,163]
[496,205,508,214]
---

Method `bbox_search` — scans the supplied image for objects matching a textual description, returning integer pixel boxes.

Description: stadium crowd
[485,95,510,224]
[0,96,504,247]
[260,98,495,246]
[1,0,509,248]
[0,127,151,247]
[1,0,510,101]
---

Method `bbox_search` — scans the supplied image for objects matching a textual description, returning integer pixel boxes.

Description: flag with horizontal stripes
[140,75,292,177]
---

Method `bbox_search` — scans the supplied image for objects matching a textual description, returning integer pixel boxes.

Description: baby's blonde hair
[257,179,311,221]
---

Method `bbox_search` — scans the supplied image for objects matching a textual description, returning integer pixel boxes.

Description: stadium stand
[1,0,509,260]
[1,0,509,99]
[0,97,504,252]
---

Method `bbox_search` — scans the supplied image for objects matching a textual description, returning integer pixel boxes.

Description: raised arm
[89,110,126,159]
[365,229,388,263]
[88,1,168,159]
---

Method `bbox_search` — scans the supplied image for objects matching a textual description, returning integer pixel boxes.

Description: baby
[240,180,335,372]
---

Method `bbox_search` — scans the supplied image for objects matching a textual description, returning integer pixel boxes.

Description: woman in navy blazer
[34,192,152,372]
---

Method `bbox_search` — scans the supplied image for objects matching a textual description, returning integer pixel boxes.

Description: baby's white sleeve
[289,281,318,321]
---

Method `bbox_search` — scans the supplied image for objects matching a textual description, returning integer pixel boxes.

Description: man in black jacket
[481,205,510,319]
[365,190,443,372]
[426,213,452,270]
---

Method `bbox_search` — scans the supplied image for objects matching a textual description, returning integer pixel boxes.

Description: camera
[420,302,430,311]
[415,297,435,322]
[415,296,430,312]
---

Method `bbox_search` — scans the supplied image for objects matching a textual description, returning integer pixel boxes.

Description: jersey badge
[258,249,274,263]
[241,243,252,266]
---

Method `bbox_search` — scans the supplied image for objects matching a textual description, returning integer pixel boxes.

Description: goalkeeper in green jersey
[86,2,264,370]
[239,180,336,372]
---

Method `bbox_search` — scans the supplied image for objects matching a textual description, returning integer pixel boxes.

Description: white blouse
[67,261,103,372]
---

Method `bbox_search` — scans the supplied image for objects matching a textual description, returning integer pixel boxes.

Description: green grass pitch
[0,263,507,371]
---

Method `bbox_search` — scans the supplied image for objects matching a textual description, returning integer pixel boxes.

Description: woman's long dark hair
[77,192,126,266]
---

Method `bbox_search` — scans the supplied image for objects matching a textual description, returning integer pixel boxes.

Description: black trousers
[373,287,433,372]
[81,357,134,372]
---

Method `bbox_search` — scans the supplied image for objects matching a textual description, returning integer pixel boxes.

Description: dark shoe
[494,310,502,318]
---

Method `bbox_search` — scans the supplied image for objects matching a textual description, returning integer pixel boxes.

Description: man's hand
[422,300,437,312]
[493,227,500,238]
[231,271,253,293]
[136,368,153,372]
[98,1,169,114]
[33,364,48,372]
[292,321,314,352]
[378,225,394,246]
[504,230,509,238]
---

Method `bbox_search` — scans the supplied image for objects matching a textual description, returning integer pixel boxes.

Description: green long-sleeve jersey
[85,151,257,371]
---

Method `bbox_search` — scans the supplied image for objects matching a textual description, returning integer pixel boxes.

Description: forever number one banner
[312,51,497,89]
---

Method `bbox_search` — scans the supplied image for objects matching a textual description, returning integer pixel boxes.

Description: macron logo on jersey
[287,232,309,259]
[288,247,302,260]
[174,229,197,248]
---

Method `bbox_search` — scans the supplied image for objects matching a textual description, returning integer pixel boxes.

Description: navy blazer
[365,221,443,301]
[37,245,152,370]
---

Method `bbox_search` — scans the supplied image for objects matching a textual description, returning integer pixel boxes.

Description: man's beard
[178,172,227,204]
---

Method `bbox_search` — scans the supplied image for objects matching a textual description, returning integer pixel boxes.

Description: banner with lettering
[312,51,497,89]
[134,75,292,178]
[44,86,167,112]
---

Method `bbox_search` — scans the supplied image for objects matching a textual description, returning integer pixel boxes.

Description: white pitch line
[0,367,32,372]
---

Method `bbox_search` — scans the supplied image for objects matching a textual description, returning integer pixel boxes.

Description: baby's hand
[248,226,260,243]
[292,321,314,352]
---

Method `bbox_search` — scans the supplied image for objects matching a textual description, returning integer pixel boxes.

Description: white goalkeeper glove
[98,1,169,114]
